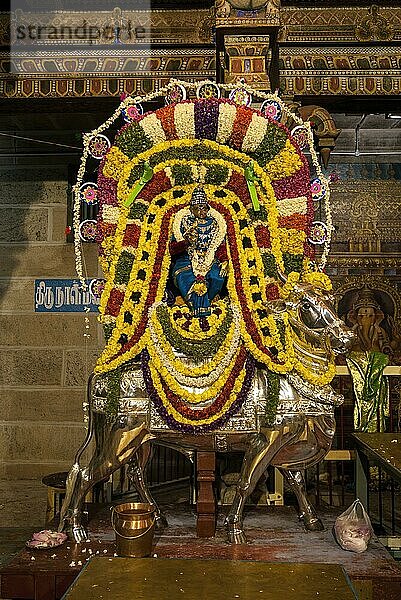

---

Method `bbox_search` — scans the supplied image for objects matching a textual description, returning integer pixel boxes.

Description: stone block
[0,479,48,527]
[0,314,100,348]
[0,349,63,386]
[50,205,67,242]
[0,461,73,480]
[0,207,49,242]
[64,350,100,387]
[0,279,34,312]
[0,176,67,205]
[0,243,99,278]
[0,422,86,462]
[1,389,85,422]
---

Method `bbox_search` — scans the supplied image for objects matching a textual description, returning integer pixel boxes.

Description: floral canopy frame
[74,79,335,428]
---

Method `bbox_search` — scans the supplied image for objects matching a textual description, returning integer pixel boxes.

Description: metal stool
[41,471,68,526]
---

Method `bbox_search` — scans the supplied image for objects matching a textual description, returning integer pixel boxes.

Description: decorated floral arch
[74,80,334,431]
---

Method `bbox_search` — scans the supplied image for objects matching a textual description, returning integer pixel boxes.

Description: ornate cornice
[280,46,401,96]
[2,9,215,47]
[327,255,401,270]
[0,48,216,99]
[1,5,401,98]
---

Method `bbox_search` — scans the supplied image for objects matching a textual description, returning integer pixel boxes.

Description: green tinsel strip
[263,370,280,427]
[104,367,123,419]
[156,304,233,358]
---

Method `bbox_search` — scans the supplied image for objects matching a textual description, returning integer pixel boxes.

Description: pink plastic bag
[333,499,373,553]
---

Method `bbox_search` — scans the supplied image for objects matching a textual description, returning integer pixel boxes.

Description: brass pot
[112,502,155,558]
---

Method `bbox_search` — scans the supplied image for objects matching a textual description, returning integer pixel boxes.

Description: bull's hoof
[300,513,324,532]
[69,525,90,543]
[225,521,247,544]
[155,514,168,530]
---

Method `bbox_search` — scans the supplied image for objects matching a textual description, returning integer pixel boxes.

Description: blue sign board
[35,279,101,313]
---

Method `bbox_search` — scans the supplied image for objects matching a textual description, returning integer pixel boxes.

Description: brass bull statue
[59,277,354,544]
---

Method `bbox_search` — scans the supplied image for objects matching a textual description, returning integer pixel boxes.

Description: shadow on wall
[0,165,69,306]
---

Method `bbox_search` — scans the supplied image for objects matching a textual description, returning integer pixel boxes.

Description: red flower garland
[155,104,178,141]
[106,288,125,317]
[255,225,271,248]
[266,283,280,300]
[139,171,172,204]
[161,344,247,421]
[109,202,186,362]
[227,171,252,205]
[209,200,280,363]
[123,223,141,247]
[229,106,254,151]
[278,214,308,231]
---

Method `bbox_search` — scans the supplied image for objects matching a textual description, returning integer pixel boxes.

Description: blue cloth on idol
[172,255,225,317]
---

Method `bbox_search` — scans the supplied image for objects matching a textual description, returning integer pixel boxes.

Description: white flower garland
[277,196,308,217]
[242,113,269,153]
[216,102,237,144]
[141,113,167,146]
[174,103,196,139]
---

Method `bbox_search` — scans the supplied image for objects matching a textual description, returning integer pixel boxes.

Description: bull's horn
[266,299,287,313]
[276,268,287,284]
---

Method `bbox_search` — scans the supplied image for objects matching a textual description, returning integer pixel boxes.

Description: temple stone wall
[0,165,100,526]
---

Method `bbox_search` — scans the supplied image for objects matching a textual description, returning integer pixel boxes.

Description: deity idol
[169,186,228,317]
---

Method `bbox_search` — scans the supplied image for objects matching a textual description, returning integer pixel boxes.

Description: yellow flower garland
[148,302,241,378]
[149,359,247,426]
[169,300,228,340]
[96,137,336,386]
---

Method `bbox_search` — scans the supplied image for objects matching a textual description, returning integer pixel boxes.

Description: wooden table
[352,433,401,509]
[62,557,357,599]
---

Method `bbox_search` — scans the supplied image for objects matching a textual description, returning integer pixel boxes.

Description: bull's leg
[58,405,97,542]
[225,434,274,544]
[281,469,324,531]
[59,412,153,541]
[226,425,304,544]
[127,443,168,530]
